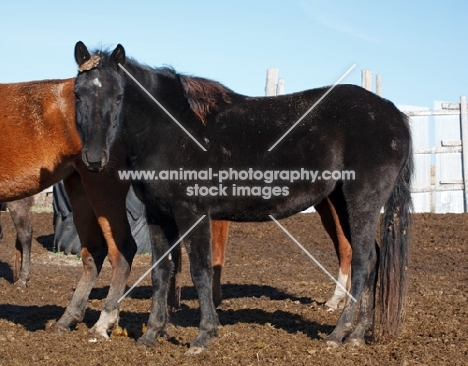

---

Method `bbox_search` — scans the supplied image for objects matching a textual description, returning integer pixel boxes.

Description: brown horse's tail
[377,115,413,340]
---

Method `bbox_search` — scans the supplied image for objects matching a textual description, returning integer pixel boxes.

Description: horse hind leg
[7,197,34,288]
[315,198,352,311]
[325,190,381,348]
[211,220,229,308]
[345,241,380,346]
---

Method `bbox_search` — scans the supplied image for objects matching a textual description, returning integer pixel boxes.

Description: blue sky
[1,0,466,108]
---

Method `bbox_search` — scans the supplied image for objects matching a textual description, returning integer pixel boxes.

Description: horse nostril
[81,149,89,165]
[81,148,106,172]
[87,162,104,172]
[102,150,110,166]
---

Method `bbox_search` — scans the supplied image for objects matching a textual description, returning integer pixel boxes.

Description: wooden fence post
[265,68,279,96]
[361,69,372,92]
[376,74,382,96]
[277,78,285,95]
[460,95,468,211]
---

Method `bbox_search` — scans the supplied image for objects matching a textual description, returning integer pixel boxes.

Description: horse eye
[115,95,123,103]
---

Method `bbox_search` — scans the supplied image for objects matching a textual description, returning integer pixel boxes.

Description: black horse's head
[74,41,126,172]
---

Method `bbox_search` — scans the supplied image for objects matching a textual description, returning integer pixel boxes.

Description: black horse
[73,42,413,354]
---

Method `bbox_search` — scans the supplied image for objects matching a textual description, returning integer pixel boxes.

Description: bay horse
[74,42,412,353]
[0,197,34,287]
[0,75,349,339]
[0,77,137,338]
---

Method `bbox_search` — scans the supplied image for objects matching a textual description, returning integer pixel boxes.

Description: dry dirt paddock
[0,212,466,365]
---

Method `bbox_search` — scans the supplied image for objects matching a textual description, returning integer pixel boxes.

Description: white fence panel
[433,102,464,213]
[404,98,467,213]
[400,105,432,212]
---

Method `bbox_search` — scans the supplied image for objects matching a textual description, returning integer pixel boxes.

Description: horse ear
[111,44,126,67]
[74,41,91,67]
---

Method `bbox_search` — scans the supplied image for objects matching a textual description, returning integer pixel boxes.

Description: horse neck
[123,63,192,126]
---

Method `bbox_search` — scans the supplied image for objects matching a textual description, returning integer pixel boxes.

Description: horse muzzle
[81,148,109,172]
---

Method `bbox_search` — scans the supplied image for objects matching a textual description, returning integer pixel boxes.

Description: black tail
[377,113,413,339]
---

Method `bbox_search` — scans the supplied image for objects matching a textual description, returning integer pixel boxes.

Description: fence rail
[403,96,468,212]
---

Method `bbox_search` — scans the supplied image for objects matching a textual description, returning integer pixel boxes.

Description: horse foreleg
[211,220,229,307]
[54,172,108,334]
[7,197,33,288]
[80,173,137,340]
[179,214,219,354]
[315,198,352,311]
[167,243,182,311]
[138,216,177,346]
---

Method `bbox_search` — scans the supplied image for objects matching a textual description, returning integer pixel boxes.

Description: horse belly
[0,156,74,201]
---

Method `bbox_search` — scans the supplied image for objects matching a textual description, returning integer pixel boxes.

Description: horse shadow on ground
[0,286,332,343]
[123,283,313,305]
[0,303,67,332]
[0,301,333,343]
[91,283,331,344]
[116,305,334,346]
[0,261,13,283]
[36,234,55,252]
[0,303,109,333]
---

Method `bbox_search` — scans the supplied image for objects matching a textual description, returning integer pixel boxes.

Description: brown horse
[210,198,351,311]
[0,78,136,338]
[0,197,34,287]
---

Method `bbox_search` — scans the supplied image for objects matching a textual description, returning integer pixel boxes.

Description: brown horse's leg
[54,171,108,334]
[211,220,229,307]
[7,197,34,288]
[78,162,137,339]
[315,198,352,311]
[167,220,230,310]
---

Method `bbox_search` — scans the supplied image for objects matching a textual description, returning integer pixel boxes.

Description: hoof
[137,334,156,347]
[50,322,71,336]
[325,299,345,312]
[325,336,342,348]
[325,303,338,312]
[14,279,28,289]
[88,326,110,341]
[345,337,365,347]
[185,346,206,355]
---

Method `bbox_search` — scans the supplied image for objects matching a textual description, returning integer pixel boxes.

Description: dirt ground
[0,212,466,365]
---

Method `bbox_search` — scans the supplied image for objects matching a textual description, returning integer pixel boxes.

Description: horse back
[0,78,82,200]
